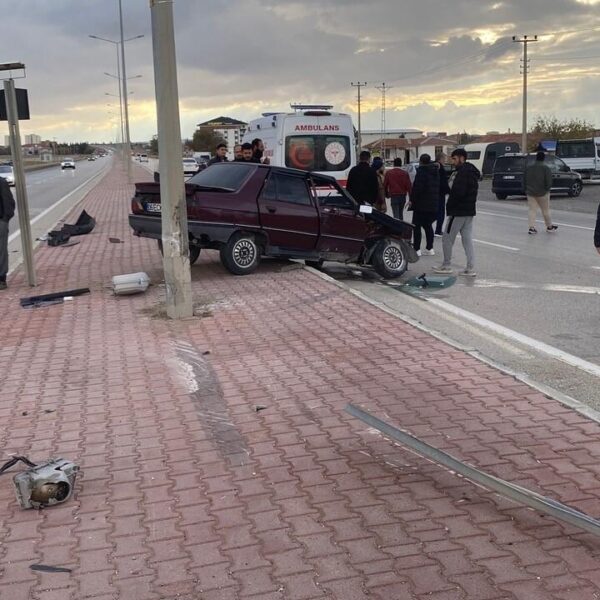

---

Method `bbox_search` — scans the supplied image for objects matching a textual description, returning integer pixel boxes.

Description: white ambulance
[243,104,356,185]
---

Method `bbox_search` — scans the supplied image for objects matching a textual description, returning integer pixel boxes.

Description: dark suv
[492,153,583,200]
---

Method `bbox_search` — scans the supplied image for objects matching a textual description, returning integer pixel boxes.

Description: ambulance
[243,104,356,185]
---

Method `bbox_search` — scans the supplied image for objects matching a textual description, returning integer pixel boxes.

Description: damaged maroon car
[129,163,418,278]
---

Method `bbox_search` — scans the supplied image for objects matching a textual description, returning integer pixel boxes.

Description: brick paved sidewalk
[1,162,600,600]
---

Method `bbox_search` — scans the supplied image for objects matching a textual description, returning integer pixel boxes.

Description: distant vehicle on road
[137,154,149,163]
[182,158,199,176]
[492,153,583,200]
[61,158,76,170]
[0,164,15,186]
[129,162,418,278]
[87,156,96,161]
[243,104,356,186]
[462,142,521,177]
[556,137,600,180]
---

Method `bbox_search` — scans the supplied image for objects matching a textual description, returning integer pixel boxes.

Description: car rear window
[494,156,526,172]
[187,163,254,191]
[0,166,11,173]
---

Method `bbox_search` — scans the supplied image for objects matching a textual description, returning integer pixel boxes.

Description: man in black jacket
[346,151,379,206]
[207,143,228,166]
[434,148,480,277]
[0,176,16,290]
[410,154,440,255]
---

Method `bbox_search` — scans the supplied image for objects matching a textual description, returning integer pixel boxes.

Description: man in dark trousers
[434,152,450,236]
[384,157,412,220]
[434,148,480,277]
[207,143,228,166]
[595,201,600,255]
[346,150,379,206]
[0,176,16,290]
[410,154,440,256]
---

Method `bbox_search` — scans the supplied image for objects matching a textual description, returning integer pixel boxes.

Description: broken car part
[112,272,150,296]
[0,456,80,509]
[20,288,90,308]
[345,404,600,537]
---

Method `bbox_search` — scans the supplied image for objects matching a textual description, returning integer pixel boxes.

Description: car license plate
[503,175,515,180]
[145,202,162,213]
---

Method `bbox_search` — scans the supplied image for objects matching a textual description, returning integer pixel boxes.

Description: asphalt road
[320,179,600,410]
[8,157,110,236]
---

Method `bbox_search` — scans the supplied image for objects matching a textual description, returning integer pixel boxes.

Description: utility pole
[119,0,132,180]
[512,35,537,153]
[150,0,193,318]
[375,83,393,159]
[350,82,367,154]
[1,64,36,286]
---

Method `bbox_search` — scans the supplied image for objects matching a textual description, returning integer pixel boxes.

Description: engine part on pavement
[0,457,80,510]
[112,272,150,296]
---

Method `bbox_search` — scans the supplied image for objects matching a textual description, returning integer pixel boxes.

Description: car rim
[573,183,582,195]
[233,239,256,268]
[382,243,406,271]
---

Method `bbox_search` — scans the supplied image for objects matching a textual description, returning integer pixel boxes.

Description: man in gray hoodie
[525,152,557,234]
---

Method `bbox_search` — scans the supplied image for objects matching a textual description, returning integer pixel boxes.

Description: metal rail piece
[345,404,600,538]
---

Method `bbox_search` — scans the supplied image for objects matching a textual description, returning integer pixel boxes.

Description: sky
[1,0,599,144]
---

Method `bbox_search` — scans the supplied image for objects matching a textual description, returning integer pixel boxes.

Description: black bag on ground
[47,230,71,246]
[61,210,95,236]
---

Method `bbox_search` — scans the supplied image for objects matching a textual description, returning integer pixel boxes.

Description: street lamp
[88,31,143,170]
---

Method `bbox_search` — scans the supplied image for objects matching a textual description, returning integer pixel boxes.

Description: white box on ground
[112,272,150,295]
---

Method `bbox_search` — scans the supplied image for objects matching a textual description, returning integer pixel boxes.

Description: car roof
[212,162,339,185]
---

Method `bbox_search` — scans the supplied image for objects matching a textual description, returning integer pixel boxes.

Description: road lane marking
[479,210,594,231]
[424,296,600,378]
[471,279,600,295]
[472,239,520,251]
[8,167,108,243]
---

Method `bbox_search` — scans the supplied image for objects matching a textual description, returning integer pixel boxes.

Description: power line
[375,83,393,158]
[350,81,367,151]
[513,35,538,152]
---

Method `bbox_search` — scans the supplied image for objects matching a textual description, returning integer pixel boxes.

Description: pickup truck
[129,163,417,278]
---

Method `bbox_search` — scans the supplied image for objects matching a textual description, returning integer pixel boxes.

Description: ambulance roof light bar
[290,103,334,112]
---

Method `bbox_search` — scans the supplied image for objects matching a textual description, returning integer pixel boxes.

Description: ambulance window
[285,136,351,172]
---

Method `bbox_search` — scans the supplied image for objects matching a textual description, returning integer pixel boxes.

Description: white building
[25,134,41,145]
[365,135,457,164]
[361,128,423,147]
[196,116,247,159]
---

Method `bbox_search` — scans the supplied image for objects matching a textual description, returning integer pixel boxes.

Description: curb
[303,264,600,425]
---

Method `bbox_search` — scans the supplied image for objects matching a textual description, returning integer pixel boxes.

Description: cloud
[0,0,598,142]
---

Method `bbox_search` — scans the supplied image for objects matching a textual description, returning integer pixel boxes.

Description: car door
[546,156,568,191]
[257,171,319,251]
[311,175,368,255]
[553,156,575,189]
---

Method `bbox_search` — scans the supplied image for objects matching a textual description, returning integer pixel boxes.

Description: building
[196,116,247,158]
[24,134,41,145]
[361,128,423,147]
[365,135,457,164]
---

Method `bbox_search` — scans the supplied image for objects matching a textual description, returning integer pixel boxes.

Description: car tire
[568,181,582,197]
[495,193,508,200]
[157,239,201,265]
[371,238,408,279]
[305,259,324,269]
[220,232,261,275]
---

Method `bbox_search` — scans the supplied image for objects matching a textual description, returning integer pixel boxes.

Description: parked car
[129,163,418,278]
[492,153,583,200]
[0,164,15,186]
[61,158,76,170]
[182,158,199,176]
[138,154,149,163]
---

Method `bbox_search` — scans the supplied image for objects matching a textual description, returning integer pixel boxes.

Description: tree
[530,115,595,140]
[192,128,225,152]
[149,135,158,155]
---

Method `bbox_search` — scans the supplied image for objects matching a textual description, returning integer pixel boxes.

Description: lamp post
[89,32,143,173]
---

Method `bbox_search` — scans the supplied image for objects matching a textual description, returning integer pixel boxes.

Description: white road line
[425,296,600,378]
[8,168,107,243]
[472,279,600,295]
[472,239,520,251]
[479,210,594,231]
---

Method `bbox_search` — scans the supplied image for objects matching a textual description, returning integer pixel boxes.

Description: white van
[462,142,520,177]
[556,137,600,179]
[243,104,356,185]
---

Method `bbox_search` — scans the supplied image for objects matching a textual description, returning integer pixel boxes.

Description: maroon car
[129,163,418,278]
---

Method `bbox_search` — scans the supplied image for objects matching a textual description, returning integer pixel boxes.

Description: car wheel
[305,259,324,269]
[157,240,201,265]
[371,238,408,279]
[495,193,508,200]
[568,181,582,197]
[220,233,261,275]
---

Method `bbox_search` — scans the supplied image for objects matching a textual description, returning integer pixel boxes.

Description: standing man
[525,152,557,234]
[235,143,255,162]
[410,154,439,256]
[233,144,243,161]
[595,201,600,255]
[384,157,412,220]
[0,176,16,290]
[207,143,228,166]
[433,148,479,277]
[434,152,450,236]
[347,150,379,206]
[251,138,270,164]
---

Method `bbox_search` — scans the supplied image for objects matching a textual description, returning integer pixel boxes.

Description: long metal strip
[345,404,600,537]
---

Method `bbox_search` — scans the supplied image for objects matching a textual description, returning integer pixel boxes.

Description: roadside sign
[0,88,30,120]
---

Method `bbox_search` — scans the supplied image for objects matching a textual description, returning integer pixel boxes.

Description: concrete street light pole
[513,35,538,153]
[150,0,193,318]
[2,71,35,286]
[118,0,132,181]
